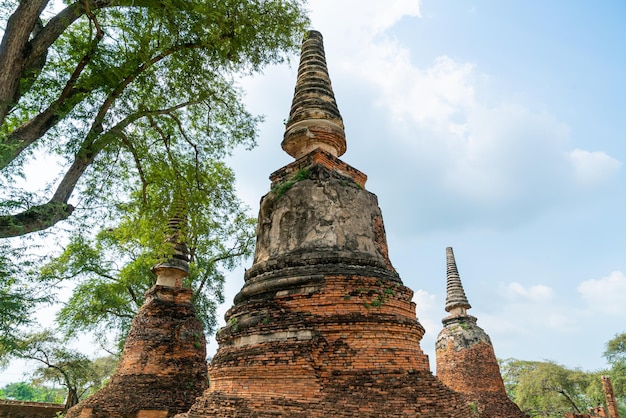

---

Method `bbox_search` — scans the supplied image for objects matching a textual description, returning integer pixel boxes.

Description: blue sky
[223,0,626,372]
[2,0,624,386]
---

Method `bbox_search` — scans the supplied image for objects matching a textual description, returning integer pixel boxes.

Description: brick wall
[270,149,367,188]
[0,399,63,418]
[187,272,469,416]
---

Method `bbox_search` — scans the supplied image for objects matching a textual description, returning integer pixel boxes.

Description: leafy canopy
[0,242,54,363]
[605,332,626,366]
[500,357,624,418]
[1,0,308,236]
[0,0,309,357]
[0,381,66,403]
[604,331,626,406]
[12,330,118,411]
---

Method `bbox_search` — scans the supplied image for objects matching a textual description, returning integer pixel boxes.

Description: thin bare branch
[167,112,204,189]
[118,132,148,204]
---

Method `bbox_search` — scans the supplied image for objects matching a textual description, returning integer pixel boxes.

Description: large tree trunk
[64,387,80,412]
[0,0,49,124]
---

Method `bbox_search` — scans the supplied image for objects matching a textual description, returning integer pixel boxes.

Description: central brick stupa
[184,30,469,417]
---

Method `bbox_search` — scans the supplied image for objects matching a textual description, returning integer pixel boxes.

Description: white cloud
[413,288,440,337]
[365,53,476,130]
[505,282,554,302]
[309,0,421,43]
[568,149,622,186]
[578,271,626,315]
[441,103,571,203]
[487,281,578,333]
[308,7,620,230]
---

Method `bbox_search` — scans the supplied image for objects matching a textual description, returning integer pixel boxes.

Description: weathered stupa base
[437,330,526,417]
[184,166,470,417]
[67,286,207,418]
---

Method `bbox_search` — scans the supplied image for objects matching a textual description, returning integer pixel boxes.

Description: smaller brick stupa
[436,247,525,417]
[66,212,208,418]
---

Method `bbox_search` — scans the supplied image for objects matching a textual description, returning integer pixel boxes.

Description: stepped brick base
[182,165,471,417]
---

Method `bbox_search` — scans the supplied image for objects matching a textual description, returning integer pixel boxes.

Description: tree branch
[118,132,148,204]
[0,18,104,170]
[195,247,249,294]
[1,44,203,236]
[0,0,49,123]
[127,284,139,306]
[26,0,193,69]
[1,12,201,171]
[1,0,191,125]
[0,201,74,238]
[167,112,203,189]
[48,47,199,204]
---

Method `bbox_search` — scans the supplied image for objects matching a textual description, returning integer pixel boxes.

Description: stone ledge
[244,257,400,284]
[270,149,366,188]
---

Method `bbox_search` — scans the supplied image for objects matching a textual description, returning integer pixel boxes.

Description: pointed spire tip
[281,30,346,160]
[445,247,471,314]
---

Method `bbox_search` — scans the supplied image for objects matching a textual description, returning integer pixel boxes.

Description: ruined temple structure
[602,375,621,418]
[182,30,469,417]
[436,247,525,417]
[67,214,208,418]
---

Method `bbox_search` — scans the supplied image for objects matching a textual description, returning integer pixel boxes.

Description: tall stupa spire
[445,247,471,316]
[151,200,190,288]
[282,30,346,159]
[185,30,471,417]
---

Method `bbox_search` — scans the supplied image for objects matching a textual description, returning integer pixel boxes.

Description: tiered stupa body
[436,247,525,417]
[67,214,208,418]
[185,30,469,417]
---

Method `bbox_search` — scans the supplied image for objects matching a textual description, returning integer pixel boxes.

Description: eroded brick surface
[436,317,524,418]
[185,165,470,417]
[66,286,207,418]
[602,376,620,418]
[270,148,367,188]
[188,275,469,416]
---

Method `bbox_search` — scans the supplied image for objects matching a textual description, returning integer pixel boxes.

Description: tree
[500,358,603,417]
[13,330,117,411]
[604,332,626,411]
[0,381,65,403]
[0,243,53,364]
[0,0,308,358]
[0,0,308,236]
[604,332,626,366]
[41,202,256,348]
